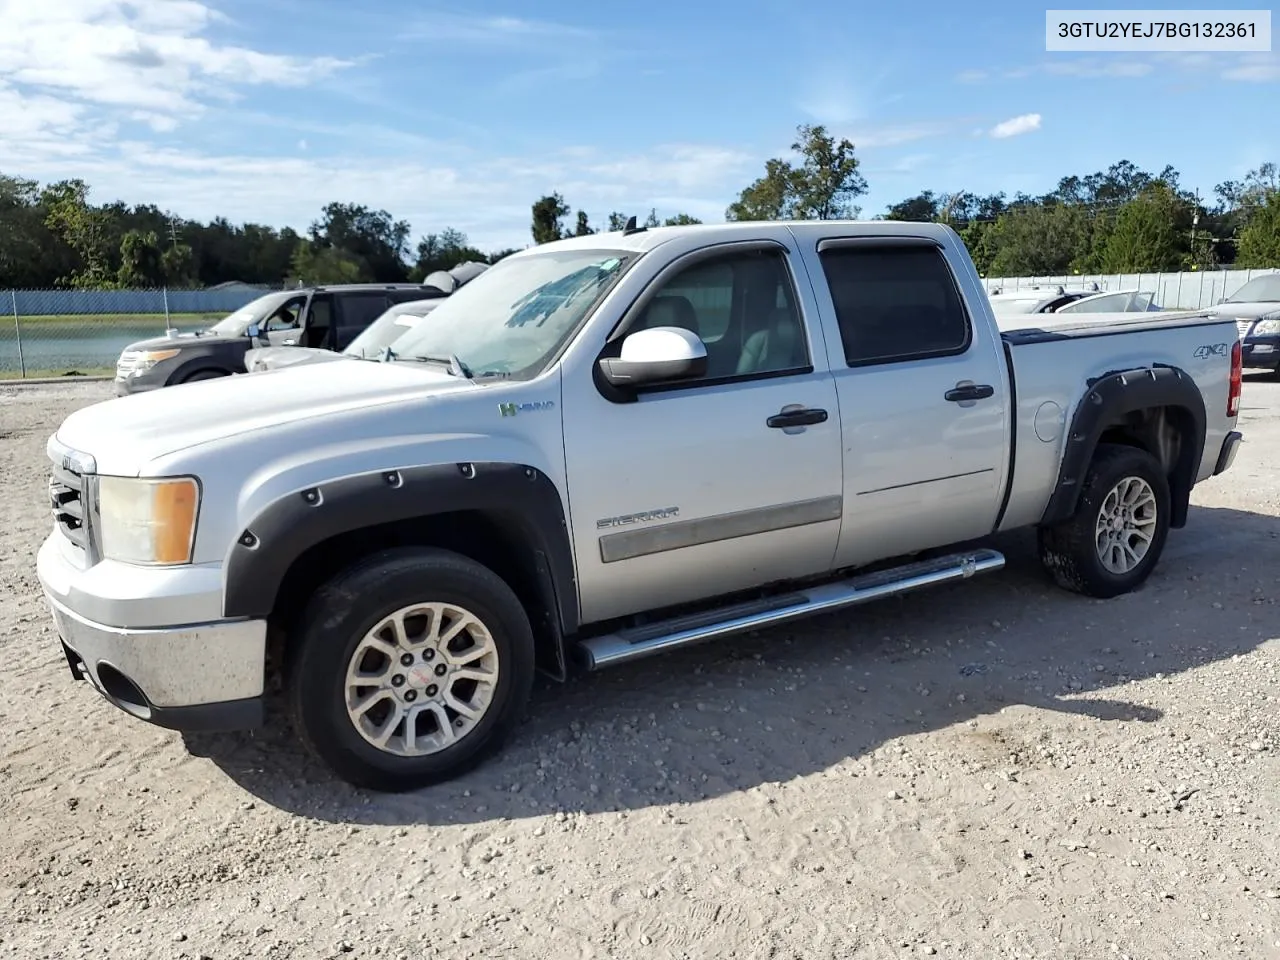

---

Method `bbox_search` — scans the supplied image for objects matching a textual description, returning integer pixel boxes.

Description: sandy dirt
[1,376,1277,960]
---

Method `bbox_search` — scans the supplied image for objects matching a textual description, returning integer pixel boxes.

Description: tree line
[2,123,1277,289]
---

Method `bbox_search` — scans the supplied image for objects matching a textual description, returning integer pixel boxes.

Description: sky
[1,0,1277,253]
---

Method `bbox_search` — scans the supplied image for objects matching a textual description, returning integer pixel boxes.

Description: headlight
[130,349,180,375]
[1252,315,1280,336]
[98,476,201,565]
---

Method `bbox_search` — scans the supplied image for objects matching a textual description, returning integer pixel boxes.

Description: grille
[49,460,87,549]
[1237,319,1253,339]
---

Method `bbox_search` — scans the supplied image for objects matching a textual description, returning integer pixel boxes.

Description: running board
[576,548,1005,671]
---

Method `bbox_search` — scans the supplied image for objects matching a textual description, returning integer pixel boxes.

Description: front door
[801,237,1010,569]
[561,242,845,625]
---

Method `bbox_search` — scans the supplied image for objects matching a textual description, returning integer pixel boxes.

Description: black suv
[113,283,448,395]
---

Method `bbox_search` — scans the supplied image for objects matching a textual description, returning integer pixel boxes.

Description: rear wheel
[1037,443,1171,598]
[285,547,535,791]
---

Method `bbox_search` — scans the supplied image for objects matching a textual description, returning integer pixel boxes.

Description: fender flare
[221,461,579,636]
[1040,364,1207,529]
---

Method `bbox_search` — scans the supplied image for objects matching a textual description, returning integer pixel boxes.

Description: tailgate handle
[945,383,994,402]
[767,407,828,428]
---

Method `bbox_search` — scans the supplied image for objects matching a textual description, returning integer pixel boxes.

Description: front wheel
[1037,443,1172,599]
[286,547,536,791]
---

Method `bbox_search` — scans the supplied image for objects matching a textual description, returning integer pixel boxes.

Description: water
[0,319,208,376]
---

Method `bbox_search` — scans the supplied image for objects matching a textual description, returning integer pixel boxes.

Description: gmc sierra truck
[37,220,1244,792]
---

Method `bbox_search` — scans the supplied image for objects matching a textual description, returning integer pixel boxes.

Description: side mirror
[246,322,261,339]
[597,327,707,388]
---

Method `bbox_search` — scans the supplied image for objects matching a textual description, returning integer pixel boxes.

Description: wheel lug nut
[434,663,447,676]
[391,675,405,687]
[426,684,438,697]
[400,653,414,667]
[423,649,435,661]
[404,690,417,702]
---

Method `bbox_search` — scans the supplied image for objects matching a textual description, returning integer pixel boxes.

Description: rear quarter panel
[998,316,1237,531]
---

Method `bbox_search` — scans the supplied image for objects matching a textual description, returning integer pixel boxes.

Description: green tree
[1236,190,1280,267]
[161,243,197,285]
[288,241,368,285]
[116,229,164,287]
[1098,182,1185,273]
[606,211,628,231]
[411,227,488,280]
[531,193,570,244]
[986,204,1094,276]
[663,213,702,226]
[573,210,593,236]
[308,202,410,282]
[727,123,868,222]
[41,179,117,287]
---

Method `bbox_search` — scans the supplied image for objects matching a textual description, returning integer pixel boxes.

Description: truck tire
[1037,443,1171,599]
[285,546,536,792]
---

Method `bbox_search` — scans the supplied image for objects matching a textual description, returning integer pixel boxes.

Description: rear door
[799,235,1011,568]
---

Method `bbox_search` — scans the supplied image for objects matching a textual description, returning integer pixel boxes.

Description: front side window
[819,245,970,366]
[627,249,808,381]
[390,249,633,379]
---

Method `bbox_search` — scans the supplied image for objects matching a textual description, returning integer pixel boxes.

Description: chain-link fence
[0,286,275,379]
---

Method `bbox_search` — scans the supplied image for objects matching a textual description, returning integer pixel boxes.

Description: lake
[0,319,209,377]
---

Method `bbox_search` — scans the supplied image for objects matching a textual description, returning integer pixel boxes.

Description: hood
[244,346,348,373]
[123,329,243,352]
[1209,301,1280,321]
[56,358,475,476]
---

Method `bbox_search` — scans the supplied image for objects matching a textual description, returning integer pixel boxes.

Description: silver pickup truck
[37,220,1244,792]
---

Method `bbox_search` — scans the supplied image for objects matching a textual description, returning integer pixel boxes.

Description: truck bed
[995,311,1238,533]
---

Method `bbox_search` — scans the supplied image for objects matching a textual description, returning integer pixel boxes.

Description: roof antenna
[621,215,646,236]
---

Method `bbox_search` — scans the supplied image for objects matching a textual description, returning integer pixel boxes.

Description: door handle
[944,383,994,402]
[767,407,828,428]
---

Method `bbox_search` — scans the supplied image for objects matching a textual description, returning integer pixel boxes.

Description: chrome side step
[576,548,1005,671]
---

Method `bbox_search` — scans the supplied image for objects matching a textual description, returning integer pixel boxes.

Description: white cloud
[1221,54,1280,82]
[7,132,757,251]
[989,113,1042,139]
[400,12,596,44]
[0,0,352,122]
[846,119,965,148]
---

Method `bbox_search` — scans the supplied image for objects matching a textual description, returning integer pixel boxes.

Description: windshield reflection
[388,249,632,378]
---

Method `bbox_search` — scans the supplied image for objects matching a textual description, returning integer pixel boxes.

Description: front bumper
[38,533,267,733]
[113,374,163,396]
[1241,335,1280,370]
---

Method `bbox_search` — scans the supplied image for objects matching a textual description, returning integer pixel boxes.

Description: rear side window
[338,293,392,332]
[818,245,971,366]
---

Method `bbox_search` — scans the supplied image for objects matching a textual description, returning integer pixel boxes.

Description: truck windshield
[389,248,633,378]
[1225,275,1280,303]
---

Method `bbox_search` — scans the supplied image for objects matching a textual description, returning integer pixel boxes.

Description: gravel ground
[1,377,1277,960]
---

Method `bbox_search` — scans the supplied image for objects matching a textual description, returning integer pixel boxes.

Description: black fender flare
[222,462,579,636]
[1040,365,1207,529]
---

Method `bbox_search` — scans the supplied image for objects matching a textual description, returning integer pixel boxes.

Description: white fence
[981,268,1280,310]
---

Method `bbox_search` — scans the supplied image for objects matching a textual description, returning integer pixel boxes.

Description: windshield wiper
[401,352,475,379]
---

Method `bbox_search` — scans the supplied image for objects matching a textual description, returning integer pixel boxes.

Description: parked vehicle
[987,284,1099,317]
[38,220,1243,792]
[1054,289,1164,314]
[245,300,437,373]
[244,264,490,374]
[1210,273,1280,373]
[112,283,449,394]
